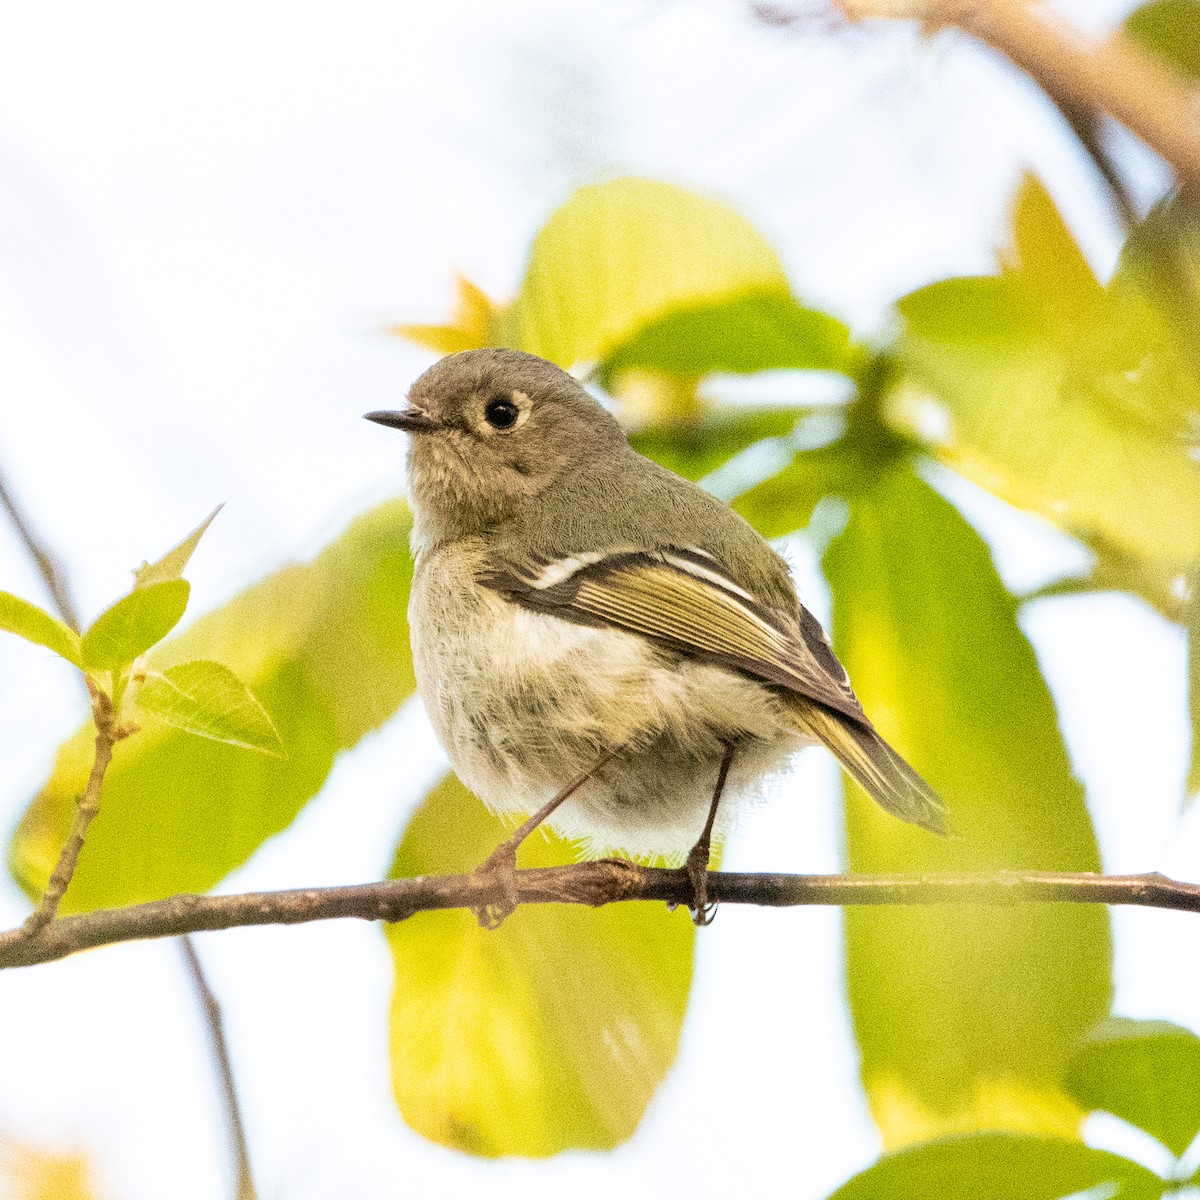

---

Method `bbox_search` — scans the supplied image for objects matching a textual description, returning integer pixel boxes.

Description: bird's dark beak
[364,408,439,433]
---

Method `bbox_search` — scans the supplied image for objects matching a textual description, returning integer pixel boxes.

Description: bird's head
[366,348,625,548]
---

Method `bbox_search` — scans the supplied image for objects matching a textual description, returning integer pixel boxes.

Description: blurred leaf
[1190,564,1200,799]
[733,443,855,538]
[133,505,222,589]
[393,274,501,354]
[1110,195,1200,442]
[1126,0,1200,80]
[0,1138,101,1200]
[1002,174,1102,320]
[10,500,416,911]
[895,176,1200,609]
[609,369,703,426]
[135,660,285,757]
[386,774,693,1157]
[605,289,851,376]
[507,176,808,369]
[1066,1017,1200,1157]
[826,1133,1164,1200]
[629,406,804,481]
[826,466,1110,1146]
[80,580,190,670]
[0,592,82,667]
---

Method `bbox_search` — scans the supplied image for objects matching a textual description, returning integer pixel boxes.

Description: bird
[366,347,946,925]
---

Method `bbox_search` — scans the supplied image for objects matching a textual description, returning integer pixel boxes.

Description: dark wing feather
[481,547,869,726]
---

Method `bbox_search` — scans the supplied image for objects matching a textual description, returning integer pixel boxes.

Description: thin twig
[838,0,1200,195]
[179,937,258,1200]
[1046,95,1138,232]
[0,468,81,632]
[20,680,124,936]
[0,463,259,1196]
[1,864,1198,970]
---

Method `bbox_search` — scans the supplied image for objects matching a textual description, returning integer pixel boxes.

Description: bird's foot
[471,840,520,930]
[684,839,717,927]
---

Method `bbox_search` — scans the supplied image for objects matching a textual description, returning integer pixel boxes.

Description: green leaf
[895,176,1200,613]
[80,580,191,670]
[605,289,851,377]
[1190,564,1200,800]
[827,1133,1165,1200]
[506,176,800,369]
[0,592,82,667]
[1066,1017,1200,1157]
[135,661,285,757]
[133,506,223,589]
[10,500,416,912]
[826,467,1111,1146]
[386,775,694,1157]
[1126,0,1200,80]
[733,443,855,538]
[629,406,804,482]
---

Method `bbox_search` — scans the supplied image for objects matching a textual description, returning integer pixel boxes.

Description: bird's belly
[411,552,806,859]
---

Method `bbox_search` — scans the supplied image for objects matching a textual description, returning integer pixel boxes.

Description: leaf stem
[3,864,1200,969]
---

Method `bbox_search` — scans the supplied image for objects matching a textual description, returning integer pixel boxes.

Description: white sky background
[0,0,1194,1197]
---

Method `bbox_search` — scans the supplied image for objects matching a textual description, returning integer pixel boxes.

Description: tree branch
[1,864,1198,969]
[838,0,1200,196]
[179,937,258,1200]
[20,680,128,936]
[0,467,81,633]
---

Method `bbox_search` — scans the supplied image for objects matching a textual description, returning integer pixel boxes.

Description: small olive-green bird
[367,348,945,910]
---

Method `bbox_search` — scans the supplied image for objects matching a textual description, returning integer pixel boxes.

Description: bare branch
[179,938,258,1200]
[1,864,1198,970]
[838,0,1200,196]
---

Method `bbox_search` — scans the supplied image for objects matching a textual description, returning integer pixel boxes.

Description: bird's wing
[480,546,868,726]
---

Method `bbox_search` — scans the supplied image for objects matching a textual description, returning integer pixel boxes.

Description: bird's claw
[684,840,717,927]
[471,841,519,930]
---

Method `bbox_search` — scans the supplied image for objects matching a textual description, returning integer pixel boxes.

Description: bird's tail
[792,700,949,836]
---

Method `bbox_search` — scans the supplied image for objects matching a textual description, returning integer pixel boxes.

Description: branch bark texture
[839,0,1200,195]
[2,864,1198,969]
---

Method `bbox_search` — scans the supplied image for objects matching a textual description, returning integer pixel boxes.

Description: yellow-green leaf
[1126,0,1200,80]
[135,660,285,757]
[10,500,416,912]
[133,505,223,589]
[0,592,82,667]
[826,1133,1165,1200]
[386,774,694,1157]
[392,274,502,355]
[1065,1017,1200,1158]
[506,176,796,368]
[733,444,855,538]
[80,580,191,670]
[605,289,851,377]
[825,466,1110,1147]
[895,176,1200,609]
[1189,563,1199,800]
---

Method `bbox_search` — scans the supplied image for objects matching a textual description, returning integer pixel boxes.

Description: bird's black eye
[484,396,520,430]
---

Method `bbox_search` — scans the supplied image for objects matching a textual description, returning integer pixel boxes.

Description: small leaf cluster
[0,508,282,766]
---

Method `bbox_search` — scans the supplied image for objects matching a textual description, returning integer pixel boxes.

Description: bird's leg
[472,746,618,930]
[684,746,735,927]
